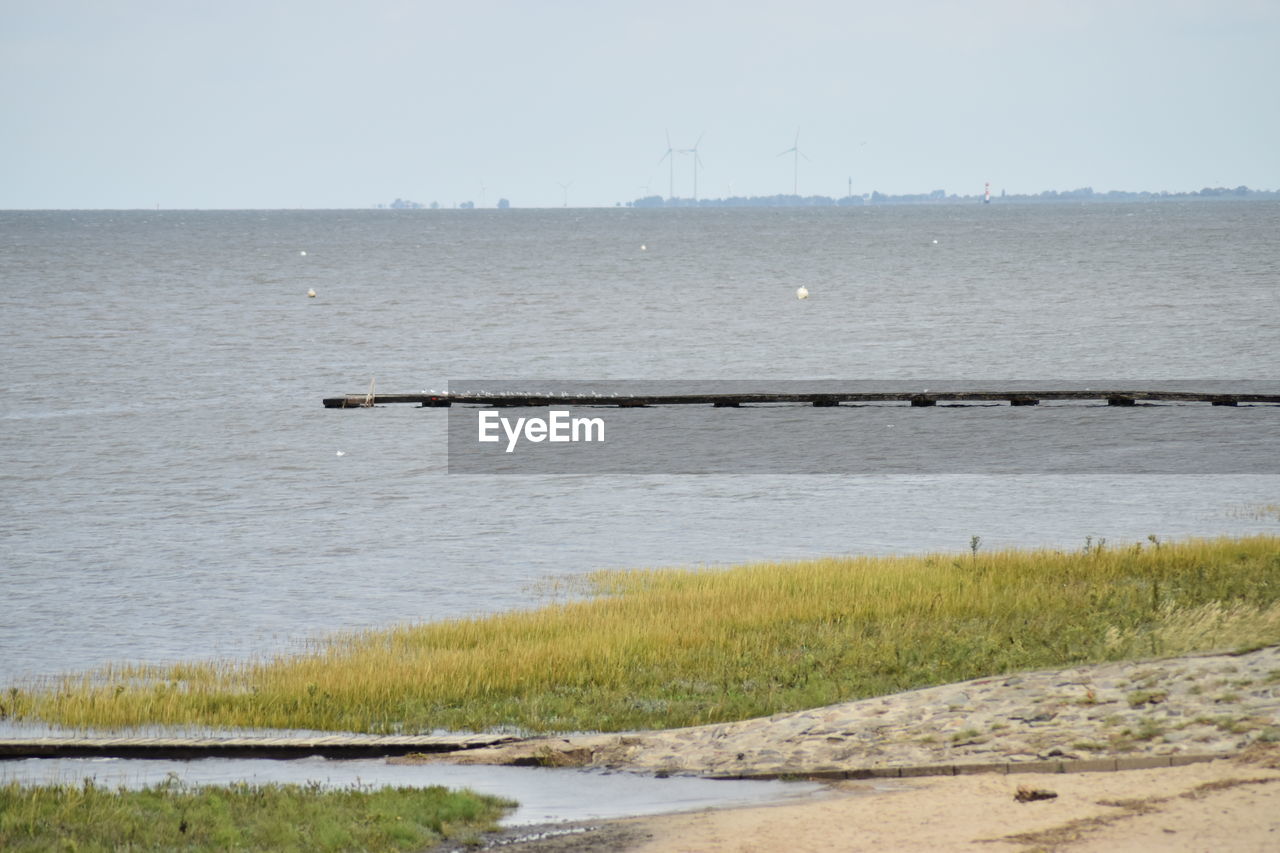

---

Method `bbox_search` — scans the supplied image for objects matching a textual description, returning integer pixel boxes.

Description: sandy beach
[424,646,1280,851]
[447,747,1280,852]
[618,754,1280,852]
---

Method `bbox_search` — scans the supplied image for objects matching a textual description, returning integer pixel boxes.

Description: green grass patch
[3,535,1278,734]
[950,728,984,743]
[0,779,513,852]
[1072,741,1109,752]
[1126,690,1168,708]
[1125,718,1166,741]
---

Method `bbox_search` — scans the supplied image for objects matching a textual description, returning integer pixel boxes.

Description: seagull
[796,286,810,300]
[307,288,316,298]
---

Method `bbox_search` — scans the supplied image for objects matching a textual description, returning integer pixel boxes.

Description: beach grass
[0,778,513,852]
[3,535,1278,734]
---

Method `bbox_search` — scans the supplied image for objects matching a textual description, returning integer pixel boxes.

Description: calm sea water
[2,203,1278,685]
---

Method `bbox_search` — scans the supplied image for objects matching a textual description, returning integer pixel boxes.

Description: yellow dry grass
[4,536,1278,734]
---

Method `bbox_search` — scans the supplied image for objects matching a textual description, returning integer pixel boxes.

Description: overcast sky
[3,0,1277,209]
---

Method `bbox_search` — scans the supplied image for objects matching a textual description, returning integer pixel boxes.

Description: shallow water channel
[0,753,826,825]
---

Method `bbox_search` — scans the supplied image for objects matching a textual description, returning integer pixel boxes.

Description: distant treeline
[627,185,1280,207]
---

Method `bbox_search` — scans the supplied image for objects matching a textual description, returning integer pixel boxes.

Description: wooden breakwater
[0,733,519,760]
[323,389,1280,409]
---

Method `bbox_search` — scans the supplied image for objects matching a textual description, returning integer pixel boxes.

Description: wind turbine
[657,130,676,200]
[677,132,704,201]
[556,181,573,208]
[778,128,810,196]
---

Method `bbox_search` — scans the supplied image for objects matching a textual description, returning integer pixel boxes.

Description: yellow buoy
[307,288,316,298]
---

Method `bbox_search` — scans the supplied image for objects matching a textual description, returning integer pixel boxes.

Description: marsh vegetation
[0,779,512,852]
[4,536,1277,735]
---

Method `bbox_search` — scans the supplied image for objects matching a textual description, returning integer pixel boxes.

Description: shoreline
[418,646,1280,850]
[459,754,1280,852]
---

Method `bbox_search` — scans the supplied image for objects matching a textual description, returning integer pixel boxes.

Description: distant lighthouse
[984,182,991,204]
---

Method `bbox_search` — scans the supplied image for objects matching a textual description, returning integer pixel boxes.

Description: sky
[2,0,1278,209]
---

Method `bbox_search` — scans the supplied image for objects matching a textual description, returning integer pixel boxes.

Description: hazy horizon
[3,187,1278,213]
[4,0,1278,210]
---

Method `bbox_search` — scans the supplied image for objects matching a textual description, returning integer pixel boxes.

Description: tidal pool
[0,754,828,825]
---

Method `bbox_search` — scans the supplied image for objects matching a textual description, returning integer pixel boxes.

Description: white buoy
[796,286,809,300]
[931,239,938,244]
[640,244,647,251]
[300,250,308,256]
[307,288,316,298]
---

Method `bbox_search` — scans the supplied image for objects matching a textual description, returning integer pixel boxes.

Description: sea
[3,202,1278,687]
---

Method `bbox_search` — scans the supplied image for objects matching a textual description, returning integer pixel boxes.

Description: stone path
[416,646,1280,778]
